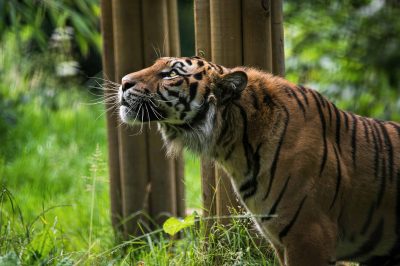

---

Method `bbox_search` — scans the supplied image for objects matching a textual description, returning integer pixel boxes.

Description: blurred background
[0,0,399,264]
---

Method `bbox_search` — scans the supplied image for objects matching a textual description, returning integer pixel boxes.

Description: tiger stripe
[378,121,394,181]
[240,144,262,201]
[310,90,328,177]
[361,118,371,143]
[315,91,327,108]
[372,121,387,207]
[389,122,400,137]
[330,144,342,210]
[333,104,342,153]
[234,103,254,176]
[289,88,306,118]
[297,85,309,106]
[343,111,350,131]
[189,82,198,102]
[279,196,307,240]
[263,104,289,201]
[250,89,260,110]
[327,101,333,126]
[262,175,291,222]
[370,119,381,181]
[350,113,358,168]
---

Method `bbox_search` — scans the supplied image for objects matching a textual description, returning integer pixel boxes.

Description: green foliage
[285,0,400,121]
[0,0,100,57]
[0,25,111,264]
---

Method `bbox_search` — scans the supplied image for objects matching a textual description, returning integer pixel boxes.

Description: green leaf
[162,215,195,236]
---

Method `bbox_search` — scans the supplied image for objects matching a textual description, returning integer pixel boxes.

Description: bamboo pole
[112,0,150,237]
[194,0,217,219]
[210,0,242,67]
[102,0,185,238]
[167,0,186,219]
[200,158,216,217]
[210,0,242,220]
[100,0,122,233]
[167,0,180,57]
[242,0,273,71]
[174,156,185,217]
[271,0,285,76]
[194,0,212,58]
[194,0,285,223]
[141,0,182,226]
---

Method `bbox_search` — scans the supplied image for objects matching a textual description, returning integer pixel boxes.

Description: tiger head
[118,56,248,154]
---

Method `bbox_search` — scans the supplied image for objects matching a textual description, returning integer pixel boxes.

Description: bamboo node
[261,0,271,14]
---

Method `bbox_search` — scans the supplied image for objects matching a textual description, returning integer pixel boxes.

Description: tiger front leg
[281,220,338,266]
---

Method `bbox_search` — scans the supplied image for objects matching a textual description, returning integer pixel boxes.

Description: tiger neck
[211,102,266,182]
[159,103,218,156]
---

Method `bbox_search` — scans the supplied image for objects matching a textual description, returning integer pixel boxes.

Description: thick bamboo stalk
[141,0,181,226]
[167,0,180,57]
[194,0,217,219]
[112,0,149,237]
[210,0,242,67]
[174,155,185,217]
[271,0,285,76]
[210,0,242,219]
[200,158,216,217]
[194,0,285,229]
[194,0,212,58]
[100,0,123,233]
[242,0,273,71]
[166,0,186,218]
[242,0,275,246]
[167,0,186,217]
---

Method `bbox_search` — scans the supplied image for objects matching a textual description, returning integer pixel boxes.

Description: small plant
[163,215,195,236]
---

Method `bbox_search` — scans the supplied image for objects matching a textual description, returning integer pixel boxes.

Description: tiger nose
[121,78,137,92]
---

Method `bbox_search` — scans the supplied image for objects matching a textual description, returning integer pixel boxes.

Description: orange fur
[119,57,400,266]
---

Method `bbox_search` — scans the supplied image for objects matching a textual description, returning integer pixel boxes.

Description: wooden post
[210,0,243,220]
[167,0,186,219]
[112,0,149,237]
[271,0,285,76]
[194,0,217,220]
[102,0,184,238]
[100,0,122,233]
[141,0,173,226]
[242,0,273,71]
[194,0,285,222]
[194,0,212,58]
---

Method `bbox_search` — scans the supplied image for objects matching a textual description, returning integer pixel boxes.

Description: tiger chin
[118,56,400,266]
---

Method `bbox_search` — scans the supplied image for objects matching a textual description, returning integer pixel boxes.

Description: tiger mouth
[119,98,166,123]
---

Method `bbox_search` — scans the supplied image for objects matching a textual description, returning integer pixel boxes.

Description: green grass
[184,153,202,210]
[0,88,113,261]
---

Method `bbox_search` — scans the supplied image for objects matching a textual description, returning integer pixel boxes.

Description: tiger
[117,56,400,266]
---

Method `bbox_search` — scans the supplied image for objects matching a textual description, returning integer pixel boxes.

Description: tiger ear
[215,71,248,104]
